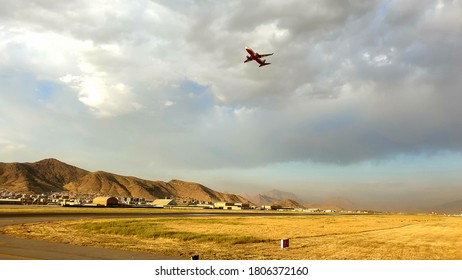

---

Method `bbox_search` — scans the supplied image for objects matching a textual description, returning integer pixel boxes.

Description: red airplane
[244,46,273,67]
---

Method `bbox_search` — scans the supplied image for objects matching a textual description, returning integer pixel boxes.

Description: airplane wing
[244,57,252,63]
[257,53,274,58]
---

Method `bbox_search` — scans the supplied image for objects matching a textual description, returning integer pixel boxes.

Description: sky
[1,0,461,211]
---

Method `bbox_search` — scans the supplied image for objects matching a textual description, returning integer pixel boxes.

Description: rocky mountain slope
[243,189,302,206]
[272,199,305,209]
[0,158,89,193]
[0,159,248,203]
[243,189,362,210]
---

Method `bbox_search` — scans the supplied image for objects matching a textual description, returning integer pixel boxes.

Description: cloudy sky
[1,0,461,211]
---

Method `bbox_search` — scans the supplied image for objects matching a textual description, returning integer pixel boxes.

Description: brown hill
[243,189,302,206]
[62,171,171,199]
[0,159,247,203]
[272,199,305,209]
[0,158,89,193]
[165,180,248,203]
[250,194,277,205]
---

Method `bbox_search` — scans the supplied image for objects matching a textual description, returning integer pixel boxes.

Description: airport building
[92,196,119,206]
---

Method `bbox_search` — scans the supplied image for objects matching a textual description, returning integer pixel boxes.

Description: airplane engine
[262,59,266,63]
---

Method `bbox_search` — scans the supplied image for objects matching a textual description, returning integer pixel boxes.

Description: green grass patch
[77,220,270,245]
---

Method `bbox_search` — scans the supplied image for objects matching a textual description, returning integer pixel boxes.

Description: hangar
[93,196,118,206]
[152,198,177,208]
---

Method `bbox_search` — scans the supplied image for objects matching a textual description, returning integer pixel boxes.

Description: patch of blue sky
[0,67,62,103]
[161,79,215,125]
[179,79,209,96]
[384,151,462,175]
[359,0,394,50]
[173,79,214,109]
[376,0,393,19]
[36,80,59,101]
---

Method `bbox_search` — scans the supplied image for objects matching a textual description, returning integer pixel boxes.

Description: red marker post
[281,238,289,249]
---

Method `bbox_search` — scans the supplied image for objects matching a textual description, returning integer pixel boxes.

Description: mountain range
[242,189,300,206]
[427,200,462,215]
[0,158,248,204]
[242,190,357,210]
[3,159,460,213]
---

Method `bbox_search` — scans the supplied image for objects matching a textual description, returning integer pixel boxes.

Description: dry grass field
[2,211,462,260]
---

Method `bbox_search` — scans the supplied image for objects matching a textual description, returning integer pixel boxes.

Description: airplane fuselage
[244,46,272,67]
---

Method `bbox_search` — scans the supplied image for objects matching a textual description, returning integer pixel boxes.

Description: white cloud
[363,52,392,67]
[164,100,175,107]
[60,71,141,117]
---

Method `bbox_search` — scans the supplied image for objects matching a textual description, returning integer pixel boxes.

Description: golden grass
[2,213,462,260]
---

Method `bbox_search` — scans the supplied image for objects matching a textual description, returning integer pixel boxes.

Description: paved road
[0,211,193,260]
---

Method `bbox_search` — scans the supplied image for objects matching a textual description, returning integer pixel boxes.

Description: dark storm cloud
[166,0,462,168]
